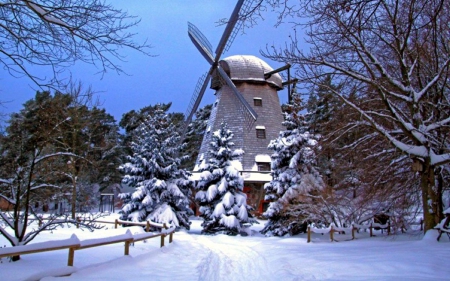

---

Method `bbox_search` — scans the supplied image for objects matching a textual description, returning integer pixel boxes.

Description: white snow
[0,213,449,280]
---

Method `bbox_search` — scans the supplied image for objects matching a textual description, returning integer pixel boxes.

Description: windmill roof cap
[221,55,283,89]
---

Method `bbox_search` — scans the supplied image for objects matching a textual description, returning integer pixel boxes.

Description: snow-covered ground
[1,213,449,281]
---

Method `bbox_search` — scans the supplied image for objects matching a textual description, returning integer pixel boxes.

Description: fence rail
[307,222,391,243]
[0,219,176,268]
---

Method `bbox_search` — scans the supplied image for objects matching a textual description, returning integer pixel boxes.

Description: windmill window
[257,162,271,171]
[256,126,266,139]
[254,97,262,106]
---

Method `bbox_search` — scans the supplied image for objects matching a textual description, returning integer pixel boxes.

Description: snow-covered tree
[195,123,256,235]
[261,93,324,236]
[181,104,212,170]
[254,0,450,231]
[119,105,193,230]
[0,91,101,259]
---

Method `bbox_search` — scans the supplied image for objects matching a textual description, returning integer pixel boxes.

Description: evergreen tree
[195,123,256,235]
[119,105,193,230]
[261,93,324,236]
[181,104,212,170]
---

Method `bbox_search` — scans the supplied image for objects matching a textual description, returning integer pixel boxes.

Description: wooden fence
[307,222,391,243]
[0,219,176,267]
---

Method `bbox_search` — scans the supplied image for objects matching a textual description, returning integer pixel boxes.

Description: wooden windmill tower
[186,0,285,213]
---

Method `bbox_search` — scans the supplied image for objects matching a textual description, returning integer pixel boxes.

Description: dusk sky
[1,1,297,124]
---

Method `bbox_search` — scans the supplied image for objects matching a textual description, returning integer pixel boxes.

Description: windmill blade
[188,22,215,65]
[185,73,211,124]
[217,66,257,121]
[214,0,245,62]
[224,0,254,53]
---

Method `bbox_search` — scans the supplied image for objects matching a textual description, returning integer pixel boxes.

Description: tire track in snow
[195,235,271,281]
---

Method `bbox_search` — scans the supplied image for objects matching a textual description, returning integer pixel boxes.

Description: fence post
[330,225,334,242]
[76,217,80,229]
[388,221,391,235]
[169,232,173,243]
[68,247,75,266]
[160,235,165,247]
[370,223,373,237]
[124,240,131,255]
[307,226,311,243]
[146,221,150,232]
[352,225,356,240]
[115,219,118,229]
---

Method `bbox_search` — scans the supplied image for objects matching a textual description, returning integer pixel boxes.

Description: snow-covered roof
[255,154,271,163]
[220,55,283,89]
[241,171,272,182]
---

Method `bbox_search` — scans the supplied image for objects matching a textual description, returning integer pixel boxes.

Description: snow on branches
[262,96,324,237]
[118,105,193,230]
[195,123,256,235]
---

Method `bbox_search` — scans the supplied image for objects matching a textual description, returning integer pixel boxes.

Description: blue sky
[0,1,295,124]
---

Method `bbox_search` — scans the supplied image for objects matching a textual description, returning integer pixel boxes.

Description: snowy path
[194,235,271,281]
[2,218,450,280]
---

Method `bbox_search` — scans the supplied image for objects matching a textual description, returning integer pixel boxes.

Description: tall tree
[54,84,123,218]
[261,93,324,236]
[253,0,450,231]
[0,0,151,89]
[181,104,212,170]
[0,92,81,256]
[119,104,193,230]
[195,123,256,235]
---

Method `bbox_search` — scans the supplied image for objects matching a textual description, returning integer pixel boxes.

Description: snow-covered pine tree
[119,105,193,230]
[195,123,256,235]
[261,93,324,236]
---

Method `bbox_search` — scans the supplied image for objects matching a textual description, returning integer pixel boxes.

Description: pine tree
[119,105,193,230]
[181,104,212,170]
[261,93,324,236]
[195,123,256,235]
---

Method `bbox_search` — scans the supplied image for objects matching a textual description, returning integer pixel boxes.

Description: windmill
[186,0,286,214]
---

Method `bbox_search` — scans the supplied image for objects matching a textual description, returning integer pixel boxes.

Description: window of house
[257,162,271,171]
[256,126,266,139]
[254,97,262,106]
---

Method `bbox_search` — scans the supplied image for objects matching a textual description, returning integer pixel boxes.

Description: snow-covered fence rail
[0,227,176,267]
[307,224,355,243]
[112,219,175,245]
[307,222,391,243]
[0,234,80,262]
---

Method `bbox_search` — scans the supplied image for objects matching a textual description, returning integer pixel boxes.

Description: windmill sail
[188,22,214,65]
[185,72,210,124]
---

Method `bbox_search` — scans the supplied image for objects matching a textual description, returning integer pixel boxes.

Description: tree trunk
[71,176,77,220]
[420,160,439,232]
